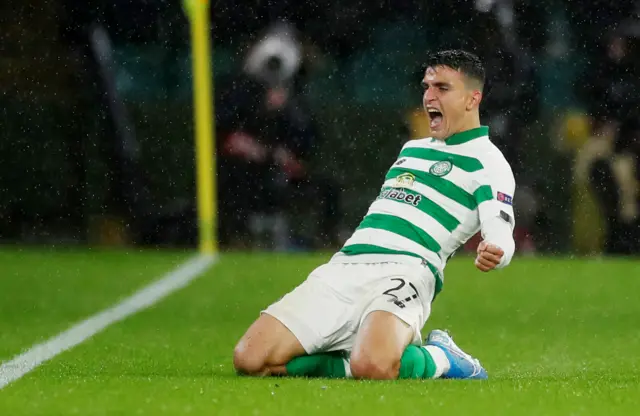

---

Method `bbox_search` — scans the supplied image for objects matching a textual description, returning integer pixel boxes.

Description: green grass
[1,250,640,415]
[0,248,189,360]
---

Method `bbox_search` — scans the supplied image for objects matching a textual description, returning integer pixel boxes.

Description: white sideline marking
[0,254,217,390]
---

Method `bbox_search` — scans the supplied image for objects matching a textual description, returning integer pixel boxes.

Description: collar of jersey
[436,126,489,146]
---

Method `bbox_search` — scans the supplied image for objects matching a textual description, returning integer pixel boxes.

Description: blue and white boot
[425,329,488,380]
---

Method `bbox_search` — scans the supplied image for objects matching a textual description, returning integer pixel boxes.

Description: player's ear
[466,89,482,111]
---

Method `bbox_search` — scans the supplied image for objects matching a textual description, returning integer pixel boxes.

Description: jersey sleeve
[473,155,517,268]
[473,157,516,231]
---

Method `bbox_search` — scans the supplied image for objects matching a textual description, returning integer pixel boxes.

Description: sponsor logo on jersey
[429,160,452,177]
[497,192,513,205]
[378,188,422,207]
[393,172,415,188]
[395,158,407,166]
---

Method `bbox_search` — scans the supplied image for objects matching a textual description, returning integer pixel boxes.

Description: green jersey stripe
[378,187,460,232]
[357,213,442,253]
[474,185,493,203]
[341,243,422,261]
[386,167,476,210]
[442,125,489,146]
[340,243,443,295]
[399,148,484,172]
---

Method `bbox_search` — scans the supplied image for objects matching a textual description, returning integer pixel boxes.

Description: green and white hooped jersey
[339,126,516,294]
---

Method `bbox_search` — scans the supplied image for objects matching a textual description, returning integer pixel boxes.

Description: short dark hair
[425,50,485,90]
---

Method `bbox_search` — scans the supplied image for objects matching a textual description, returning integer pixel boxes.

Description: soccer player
[233,50,516,380]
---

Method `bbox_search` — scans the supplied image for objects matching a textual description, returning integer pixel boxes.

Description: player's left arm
[473,157,516,272]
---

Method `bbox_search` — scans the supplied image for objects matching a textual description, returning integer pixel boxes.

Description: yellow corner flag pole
[183,0,216,255]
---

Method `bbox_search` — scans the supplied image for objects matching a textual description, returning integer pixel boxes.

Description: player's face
[422,65,478,140]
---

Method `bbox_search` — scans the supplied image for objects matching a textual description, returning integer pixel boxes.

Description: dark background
[2,0,639,255]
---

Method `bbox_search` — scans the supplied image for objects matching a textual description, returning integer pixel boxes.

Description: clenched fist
[475,241,505,272]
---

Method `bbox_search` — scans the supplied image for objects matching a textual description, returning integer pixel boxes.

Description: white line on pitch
[0,254,217,390]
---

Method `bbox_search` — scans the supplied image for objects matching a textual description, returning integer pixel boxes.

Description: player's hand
[475,241,504,272]
[224,131,267,162]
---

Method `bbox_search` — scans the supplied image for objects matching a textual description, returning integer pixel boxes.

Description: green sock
[398,345,437,379]
[285,346,437,379]
[285,351,348,378]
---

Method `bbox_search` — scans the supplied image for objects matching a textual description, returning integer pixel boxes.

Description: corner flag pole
[183,0,216,255]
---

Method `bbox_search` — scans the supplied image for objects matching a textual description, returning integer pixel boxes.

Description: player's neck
[447,115,481,139]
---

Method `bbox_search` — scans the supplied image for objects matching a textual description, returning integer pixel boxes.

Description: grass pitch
[1,248,640,415]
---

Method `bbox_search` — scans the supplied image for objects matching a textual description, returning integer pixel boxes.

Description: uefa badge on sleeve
[497,191,513,205]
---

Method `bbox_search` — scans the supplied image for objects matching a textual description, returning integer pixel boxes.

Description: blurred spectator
[566,0,638,63]
[574,118,640,254]
[574,26,640,254]
[216,22,342,250]
[579,28,640,131]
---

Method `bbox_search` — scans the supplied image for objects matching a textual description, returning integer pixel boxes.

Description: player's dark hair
[425,50,485,89]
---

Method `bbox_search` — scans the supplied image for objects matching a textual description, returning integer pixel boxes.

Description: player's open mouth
[427,108,443,130]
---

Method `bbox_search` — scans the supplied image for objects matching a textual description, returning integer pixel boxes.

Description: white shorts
[262,254,437,354]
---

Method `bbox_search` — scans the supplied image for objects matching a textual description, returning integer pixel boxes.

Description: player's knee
[233,313,306,377]
[350,353,400,380]
[233,342,266,376]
